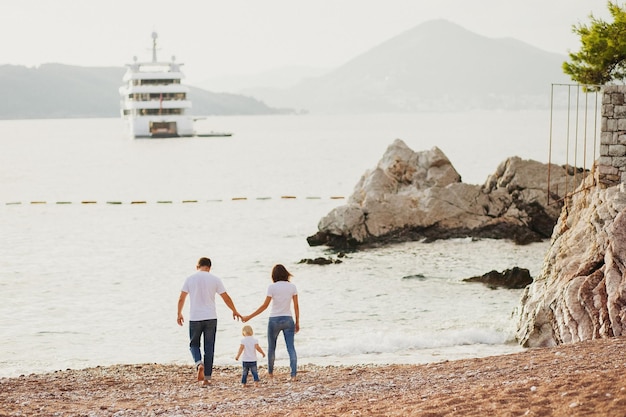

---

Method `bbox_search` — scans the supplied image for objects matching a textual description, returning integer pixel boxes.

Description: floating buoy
[3,194,351,206]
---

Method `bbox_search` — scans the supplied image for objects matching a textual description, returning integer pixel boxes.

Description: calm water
[0,113,568,377]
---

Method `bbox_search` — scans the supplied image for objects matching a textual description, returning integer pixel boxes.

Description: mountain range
[0,19,572,119]
[0,64,284,120]
[242,19,572,113]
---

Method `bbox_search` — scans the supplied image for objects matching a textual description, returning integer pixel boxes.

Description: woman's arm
[243,296,272,322]
[293,294,300,333]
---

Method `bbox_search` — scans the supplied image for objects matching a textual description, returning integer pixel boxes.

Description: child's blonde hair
[242,325,254,336]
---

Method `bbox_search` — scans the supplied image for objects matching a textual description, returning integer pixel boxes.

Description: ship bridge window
[137,79,181,86]
[128,93,186,101]
[139,108,185,116]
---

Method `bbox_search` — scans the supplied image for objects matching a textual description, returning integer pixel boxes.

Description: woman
[243,264,299,380]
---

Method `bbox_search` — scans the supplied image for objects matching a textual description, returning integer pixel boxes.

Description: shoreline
[2,337,626,416]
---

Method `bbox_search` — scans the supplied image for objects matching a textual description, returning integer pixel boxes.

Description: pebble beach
[2,336,626,416]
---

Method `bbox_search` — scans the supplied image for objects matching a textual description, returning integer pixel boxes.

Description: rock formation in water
[463,267,533,289]
[516,171,626,347]
[307,139,582,248]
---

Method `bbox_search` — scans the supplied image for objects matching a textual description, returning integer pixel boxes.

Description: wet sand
[2,336,626,416]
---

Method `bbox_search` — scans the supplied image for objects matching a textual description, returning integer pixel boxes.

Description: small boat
[196,131,233,137]
[119,32,231,139]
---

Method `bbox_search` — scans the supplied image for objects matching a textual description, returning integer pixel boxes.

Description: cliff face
[516,172,626,347]
[307,139,581,248]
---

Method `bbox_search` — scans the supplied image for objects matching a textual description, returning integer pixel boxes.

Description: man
[177,257,241,386]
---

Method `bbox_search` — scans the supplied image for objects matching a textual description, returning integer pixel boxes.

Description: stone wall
[599,85,626,187]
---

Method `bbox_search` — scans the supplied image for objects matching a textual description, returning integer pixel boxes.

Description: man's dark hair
[197,257,212,268]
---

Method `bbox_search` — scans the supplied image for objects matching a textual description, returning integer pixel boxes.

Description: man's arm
[177,291,188,326]
[220,292,241,320]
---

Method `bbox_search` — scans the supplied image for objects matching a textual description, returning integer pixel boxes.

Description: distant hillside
[0,64,286,120]
[195,65,330,93]
[0,20,573,118]
[246,19,572,113]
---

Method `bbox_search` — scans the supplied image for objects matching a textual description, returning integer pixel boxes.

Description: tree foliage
[563,2,626,87]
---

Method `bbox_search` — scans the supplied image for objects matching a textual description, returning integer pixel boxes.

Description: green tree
[563,1,626,87]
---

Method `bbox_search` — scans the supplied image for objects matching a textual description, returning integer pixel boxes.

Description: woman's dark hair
[197,257,212,268]
[271,264,292,282]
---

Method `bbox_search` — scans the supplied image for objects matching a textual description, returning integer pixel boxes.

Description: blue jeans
[241,361,259,384]
[189,319,217,379]
[267,316,297,377]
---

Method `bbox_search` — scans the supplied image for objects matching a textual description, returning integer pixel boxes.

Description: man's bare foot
[201,379,211,387]
[290,376,297,382]
[196,364,204,382]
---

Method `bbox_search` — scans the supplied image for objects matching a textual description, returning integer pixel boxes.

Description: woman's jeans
[267,316,297,377]
[241,361,259,384]
[189,319,217,379]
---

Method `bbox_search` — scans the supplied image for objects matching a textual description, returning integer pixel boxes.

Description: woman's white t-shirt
[267,281,297,317]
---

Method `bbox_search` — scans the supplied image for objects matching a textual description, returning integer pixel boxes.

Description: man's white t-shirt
[240,336,260,362]
[181,271,226,321]
[267,281,297,317]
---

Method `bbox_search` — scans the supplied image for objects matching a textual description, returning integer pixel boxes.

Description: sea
[0,111,589,378]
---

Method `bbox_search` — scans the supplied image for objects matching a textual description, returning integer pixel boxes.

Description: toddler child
[235,325,266,387]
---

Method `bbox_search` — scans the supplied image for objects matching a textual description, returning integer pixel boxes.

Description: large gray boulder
[516,172,626,347]
[307,139,581,248]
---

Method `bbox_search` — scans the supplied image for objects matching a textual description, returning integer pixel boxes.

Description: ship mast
[151,31,158,63]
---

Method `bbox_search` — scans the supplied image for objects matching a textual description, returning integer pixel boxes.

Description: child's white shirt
[240,336,259,362]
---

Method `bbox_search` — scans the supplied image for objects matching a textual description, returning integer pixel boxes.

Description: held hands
[232,311,243,321]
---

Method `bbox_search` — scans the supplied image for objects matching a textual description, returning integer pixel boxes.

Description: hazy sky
[1,0,614,83]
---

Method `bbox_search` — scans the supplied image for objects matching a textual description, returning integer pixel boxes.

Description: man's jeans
[189,319,217,379]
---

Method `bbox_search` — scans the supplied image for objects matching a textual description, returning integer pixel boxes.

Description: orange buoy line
[3,196,345,206]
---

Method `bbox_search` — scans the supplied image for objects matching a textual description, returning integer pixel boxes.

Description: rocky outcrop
[463,267,533,289]
[298,256,344,265]
[307,139,582,248]
[516,171,626,347]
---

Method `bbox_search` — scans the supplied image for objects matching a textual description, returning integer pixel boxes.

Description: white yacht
[119,32,194,138]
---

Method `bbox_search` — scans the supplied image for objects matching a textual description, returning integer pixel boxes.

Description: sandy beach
[2,336,626,416]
